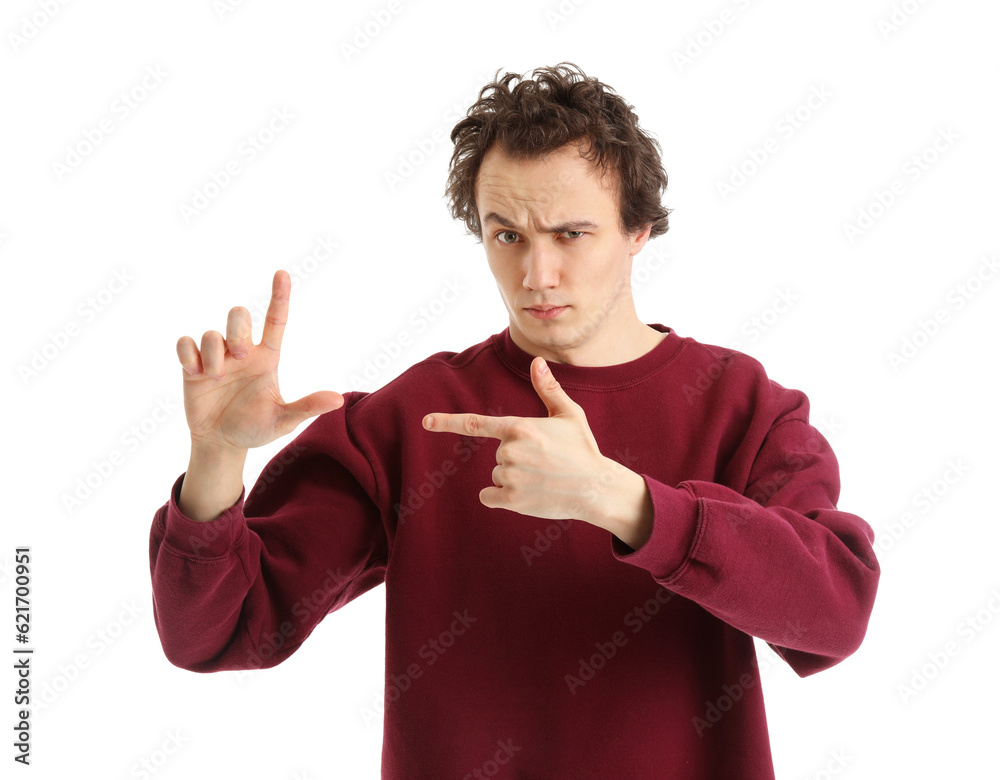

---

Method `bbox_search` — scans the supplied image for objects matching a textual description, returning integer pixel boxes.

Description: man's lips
[525,305,568,319]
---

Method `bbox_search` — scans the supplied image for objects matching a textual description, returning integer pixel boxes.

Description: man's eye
[496,230,584,244]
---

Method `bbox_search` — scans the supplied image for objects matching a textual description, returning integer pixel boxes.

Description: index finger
[422,412,508,439]
[261,270,290,352]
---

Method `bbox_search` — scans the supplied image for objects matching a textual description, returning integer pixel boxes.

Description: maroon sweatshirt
[148,323,880,779]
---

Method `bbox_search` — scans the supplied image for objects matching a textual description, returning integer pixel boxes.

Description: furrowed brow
[483,212,599,234]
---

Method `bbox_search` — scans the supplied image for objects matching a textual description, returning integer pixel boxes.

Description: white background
[3,0,998,777]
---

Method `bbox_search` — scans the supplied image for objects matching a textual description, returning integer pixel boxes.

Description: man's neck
[509,319,666,368]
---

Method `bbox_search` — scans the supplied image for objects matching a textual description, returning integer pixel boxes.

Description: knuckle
[512,421,538,442]
[508,419,529,437]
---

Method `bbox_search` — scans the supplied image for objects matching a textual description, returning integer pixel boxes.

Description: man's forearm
[177,442,248,523]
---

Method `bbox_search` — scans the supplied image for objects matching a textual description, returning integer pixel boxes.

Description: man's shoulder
[300,330,502,459]
[410,330,499,373]
[389,329,498,387]
[674,330,770,384]
[671,329,807,422]
[342,329,501,413]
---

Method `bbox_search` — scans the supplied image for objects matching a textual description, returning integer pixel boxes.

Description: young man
[150,63,880,778]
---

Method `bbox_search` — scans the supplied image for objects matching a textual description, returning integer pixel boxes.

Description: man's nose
[522,241,562,290]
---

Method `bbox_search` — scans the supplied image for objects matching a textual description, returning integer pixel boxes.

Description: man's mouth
[525,305,568,320]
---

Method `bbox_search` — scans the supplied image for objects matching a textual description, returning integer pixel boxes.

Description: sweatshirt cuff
[159,472,248,557]
[609,476,702,582]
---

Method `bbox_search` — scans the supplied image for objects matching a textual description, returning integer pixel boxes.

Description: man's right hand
[175,269,344,454]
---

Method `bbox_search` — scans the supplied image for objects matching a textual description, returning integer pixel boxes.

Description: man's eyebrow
[482,212,599,234]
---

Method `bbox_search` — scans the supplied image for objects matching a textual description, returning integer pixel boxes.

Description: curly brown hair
[445,62,671,244]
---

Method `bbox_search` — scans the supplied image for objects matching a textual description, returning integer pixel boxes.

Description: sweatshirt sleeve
[609,400,880,678]
[148,392,390,673]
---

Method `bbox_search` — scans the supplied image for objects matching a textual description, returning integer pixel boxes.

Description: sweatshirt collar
[490,323,684,391]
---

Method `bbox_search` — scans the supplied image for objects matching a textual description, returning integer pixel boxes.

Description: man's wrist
[189,436,249,466]
[179,439,249,523]
[591,461,654,551]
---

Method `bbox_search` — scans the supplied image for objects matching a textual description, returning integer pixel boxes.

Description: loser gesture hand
[176,269,343,453]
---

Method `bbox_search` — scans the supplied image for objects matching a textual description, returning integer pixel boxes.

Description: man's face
[475,141,651,363]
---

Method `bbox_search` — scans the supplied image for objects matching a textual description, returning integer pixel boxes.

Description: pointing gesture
[423,356,654,548]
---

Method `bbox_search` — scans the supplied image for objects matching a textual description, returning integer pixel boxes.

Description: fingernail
[537,358,548,374]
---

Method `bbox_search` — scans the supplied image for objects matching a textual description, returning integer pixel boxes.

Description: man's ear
[628,223,653,256]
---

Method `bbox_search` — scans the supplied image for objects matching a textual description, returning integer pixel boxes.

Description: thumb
[530,356,577,417]
[276,391,345,434]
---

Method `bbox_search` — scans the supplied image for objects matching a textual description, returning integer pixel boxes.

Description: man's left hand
[422,356,650,545]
